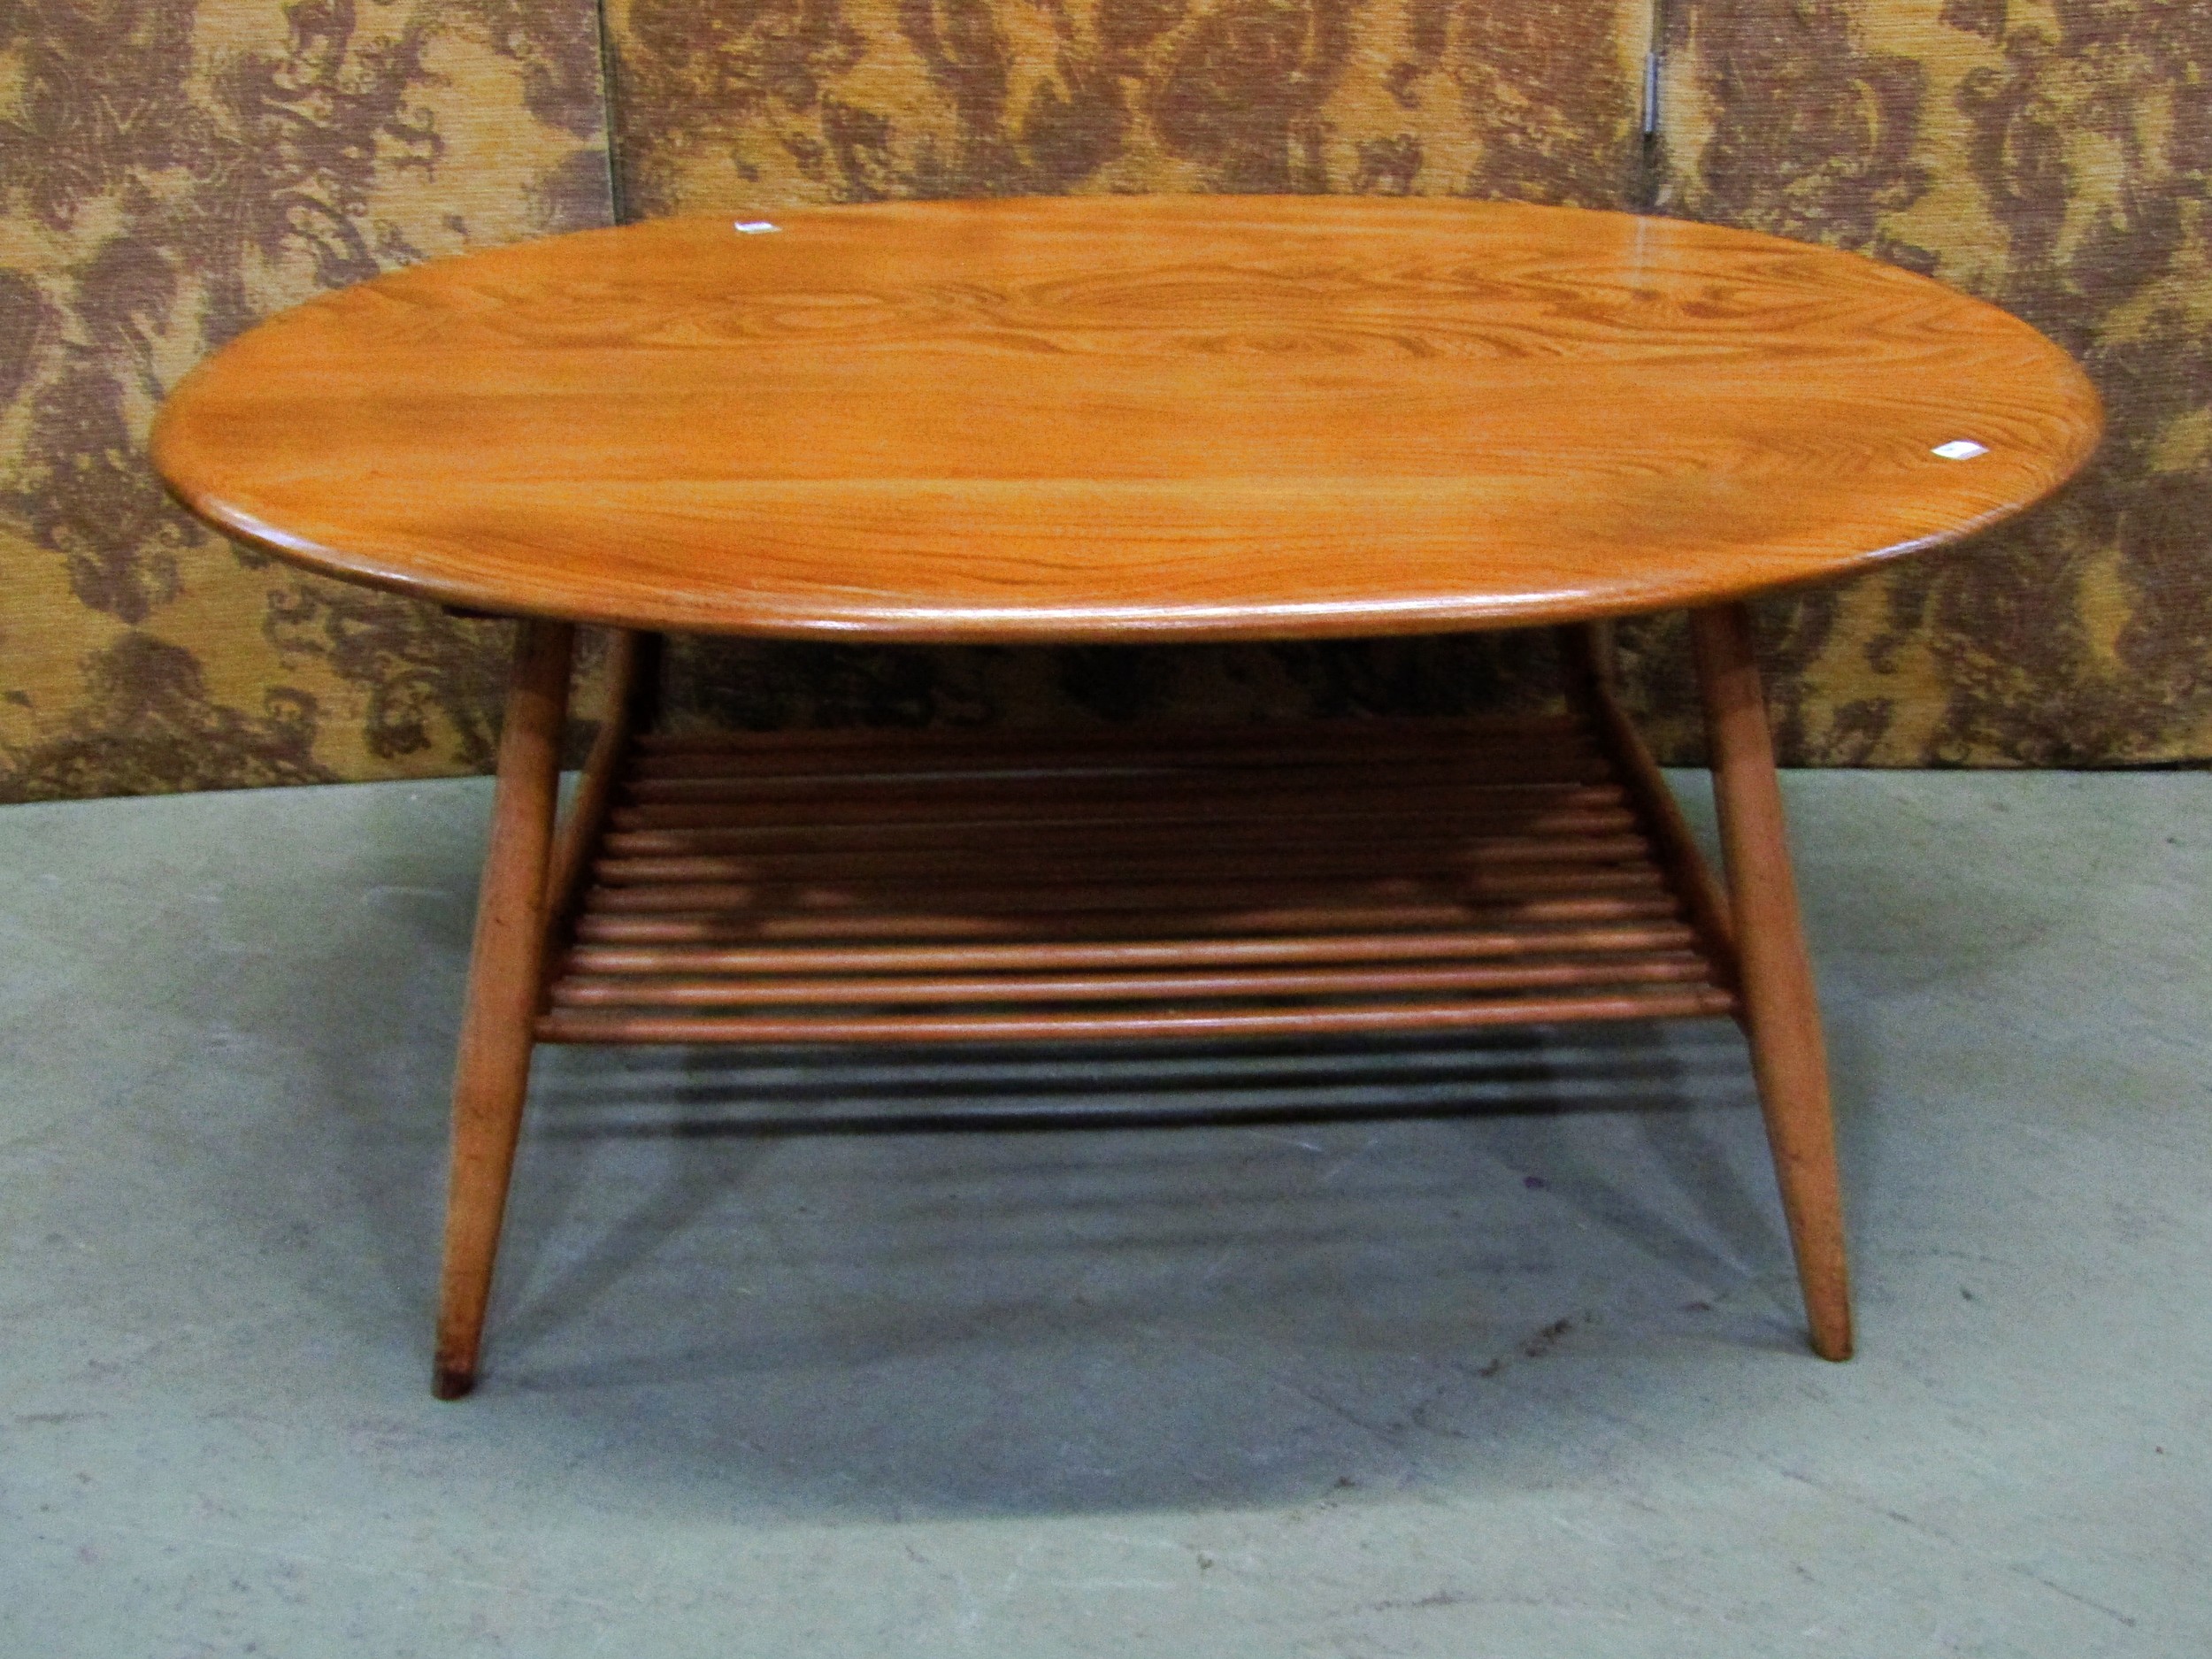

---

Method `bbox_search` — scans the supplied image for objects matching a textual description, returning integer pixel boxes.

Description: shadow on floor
[302,1022,1808,1518]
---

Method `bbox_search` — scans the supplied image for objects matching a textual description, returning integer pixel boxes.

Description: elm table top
[151,196,2101,642]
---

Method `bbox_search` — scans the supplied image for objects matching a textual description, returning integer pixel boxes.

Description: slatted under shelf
[535,715,1738,1044]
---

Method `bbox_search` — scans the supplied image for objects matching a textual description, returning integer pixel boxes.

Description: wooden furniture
[152,197,2101,1399]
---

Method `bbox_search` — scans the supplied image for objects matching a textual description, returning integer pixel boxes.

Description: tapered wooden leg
[1689,603,1855,1362]
[432,618,574,1399]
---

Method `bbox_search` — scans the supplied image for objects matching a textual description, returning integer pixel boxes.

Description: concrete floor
[2,768,2208,1656]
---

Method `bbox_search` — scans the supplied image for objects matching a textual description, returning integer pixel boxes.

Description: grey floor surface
[2,768,2208,1657]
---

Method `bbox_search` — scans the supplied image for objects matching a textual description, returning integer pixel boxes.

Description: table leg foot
[1691,603,1855,1363]
[431,618,574,1400]
[430,1363,477,1402]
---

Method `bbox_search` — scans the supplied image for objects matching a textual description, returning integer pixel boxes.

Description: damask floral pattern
[608,0,1647,211]
[1648,0,2212,764]
[0,0,612,802]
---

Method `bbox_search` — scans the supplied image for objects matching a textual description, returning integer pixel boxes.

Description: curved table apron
[153,196,2103,1398]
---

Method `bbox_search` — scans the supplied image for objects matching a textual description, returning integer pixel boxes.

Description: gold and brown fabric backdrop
[1631,1,2212,765]
[0,1,612,800]
[4,0,2208,800]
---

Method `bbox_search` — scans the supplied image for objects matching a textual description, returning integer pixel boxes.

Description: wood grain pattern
[152,196,2100,642]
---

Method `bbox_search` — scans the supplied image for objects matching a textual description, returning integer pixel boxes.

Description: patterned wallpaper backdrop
[2,1,2206,801]
[1634,0,2212,765]
[0,1,613,801]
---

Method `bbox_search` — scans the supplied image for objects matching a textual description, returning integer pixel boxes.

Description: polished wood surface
[152,196,2100,641]
[1692,603,1853,1362]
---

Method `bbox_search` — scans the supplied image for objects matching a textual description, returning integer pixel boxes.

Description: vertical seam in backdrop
[594,0,630,224]
[1641,0,1669,212]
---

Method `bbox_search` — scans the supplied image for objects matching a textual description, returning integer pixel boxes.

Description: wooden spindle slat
[560,922,1699,978]
[549,955,1715,1008]
[578,864,1669,916]
[534,987,1740,1046]
[588,833,1654,887]
[569,893,1686,945]
[614,769,1606,818]
[597,797,1634,856]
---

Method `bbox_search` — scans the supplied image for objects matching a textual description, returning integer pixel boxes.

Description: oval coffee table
[153,196,2101,1399]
